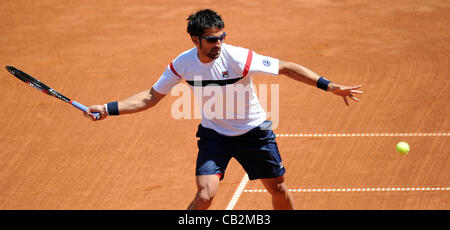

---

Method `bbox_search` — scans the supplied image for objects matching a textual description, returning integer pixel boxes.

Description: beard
[206,48,221,60]
[199,42,221,60]
[204,48,220,59]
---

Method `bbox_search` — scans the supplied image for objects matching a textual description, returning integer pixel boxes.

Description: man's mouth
[210,48,220,56]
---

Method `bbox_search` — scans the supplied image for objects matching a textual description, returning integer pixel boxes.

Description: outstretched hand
[328,84,363,106]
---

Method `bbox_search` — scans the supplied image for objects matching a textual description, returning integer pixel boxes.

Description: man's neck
[197,52,214,63]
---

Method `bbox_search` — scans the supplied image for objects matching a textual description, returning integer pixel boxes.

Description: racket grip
[71,100,100,120]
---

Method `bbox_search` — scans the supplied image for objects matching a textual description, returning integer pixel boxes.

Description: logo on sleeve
[262,59,271,67]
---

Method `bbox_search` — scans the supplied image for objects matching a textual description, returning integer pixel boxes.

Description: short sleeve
[249,52,279,76]
[152,63,182,95]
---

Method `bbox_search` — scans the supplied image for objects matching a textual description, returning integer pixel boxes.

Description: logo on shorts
[279,162,284,169]
[222,71,229,78]
[262,59,271,67]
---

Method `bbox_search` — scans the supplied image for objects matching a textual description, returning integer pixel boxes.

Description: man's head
[187,9,224,37]
[187,9,226,63]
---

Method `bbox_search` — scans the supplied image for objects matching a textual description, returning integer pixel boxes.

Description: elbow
[278,61,294,76]
[143,96,158,109]
[146,87,165,109]
[147,101,158,109]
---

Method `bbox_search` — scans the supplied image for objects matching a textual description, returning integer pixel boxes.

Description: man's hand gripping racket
[5,66,101,120]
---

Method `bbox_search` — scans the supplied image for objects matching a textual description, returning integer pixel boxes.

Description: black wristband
[317,77,331,91]
[106,101,119,116]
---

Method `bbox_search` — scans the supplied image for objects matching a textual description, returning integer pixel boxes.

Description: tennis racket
[5,66,100,119]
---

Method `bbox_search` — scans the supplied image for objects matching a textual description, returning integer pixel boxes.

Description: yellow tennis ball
[396,142,410,155]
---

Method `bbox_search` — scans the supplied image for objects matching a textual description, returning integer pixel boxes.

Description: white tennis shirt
[153,43,279,136]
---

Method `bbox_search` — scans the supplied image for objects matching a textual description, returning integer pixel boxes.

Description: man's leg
[260,175,294,210]
[187,174,220,210]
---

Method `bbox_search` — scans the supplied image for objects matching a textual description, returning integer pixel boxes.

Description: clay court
[0,0,449,210]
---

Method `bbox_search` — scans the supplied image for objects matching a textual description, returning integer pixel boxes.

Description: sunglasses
[199,32,226,43]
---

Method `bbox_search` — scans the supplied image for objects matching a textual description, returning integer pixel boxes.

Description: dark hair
[187,9,224,37]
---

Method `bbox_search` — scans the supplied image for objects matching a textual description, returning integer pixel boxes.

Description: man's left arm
[278,60,363,105]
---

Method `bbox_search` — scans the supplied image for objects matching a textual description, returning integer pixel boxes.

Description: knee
[191,175,220,209]
[194,187,216,208]
[266,182,289,197]
[197,191,214,204]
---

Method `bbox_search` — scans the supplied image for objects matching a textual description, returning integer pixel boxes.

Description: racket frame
[5,66,100,119]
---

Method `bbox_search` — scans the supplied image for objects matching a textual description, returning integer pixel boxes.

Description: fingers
[345,90,361,105]
[351,90,364,94]
[343,96,349,106]
[84,105,107,121]
[336,84,363,106]
[348,84,362,90]
[345,85,364,94]
[89,111,101,121]
[83,108,98,121]
[350,95,360,102]
[342,93,361,106]
[349,85,363,102]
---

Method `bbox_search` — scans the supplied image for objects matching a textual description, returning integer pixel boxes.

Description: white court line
[226,174,249,210]
[244,187,450,193]
[276,133,449,138]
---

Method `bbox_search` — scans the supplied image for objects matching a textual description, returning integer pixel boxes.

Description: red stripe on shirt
[170,62,182,79]
[242,49,253,77]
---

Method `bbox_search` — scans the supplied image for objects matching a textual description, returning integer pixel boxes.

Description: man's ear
[191,36,199,46]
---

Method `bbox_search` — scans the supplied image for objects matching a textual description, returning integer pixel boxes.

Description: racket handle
[71,100,100,120]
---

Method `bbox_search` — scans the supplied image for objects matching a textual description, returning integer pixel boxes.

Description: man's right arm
[85,87,166,121]
[278,60,363,106]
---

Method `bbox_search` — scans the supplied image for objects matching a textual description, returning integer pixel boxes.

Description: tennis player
[85,9,363,210]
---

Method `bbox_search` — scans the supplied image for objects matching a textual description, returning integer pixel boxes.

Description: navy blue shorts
[195,121,285,180]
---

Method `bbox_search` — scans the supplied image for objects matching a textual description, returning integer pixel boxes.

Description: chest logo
[222,71,229,78]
